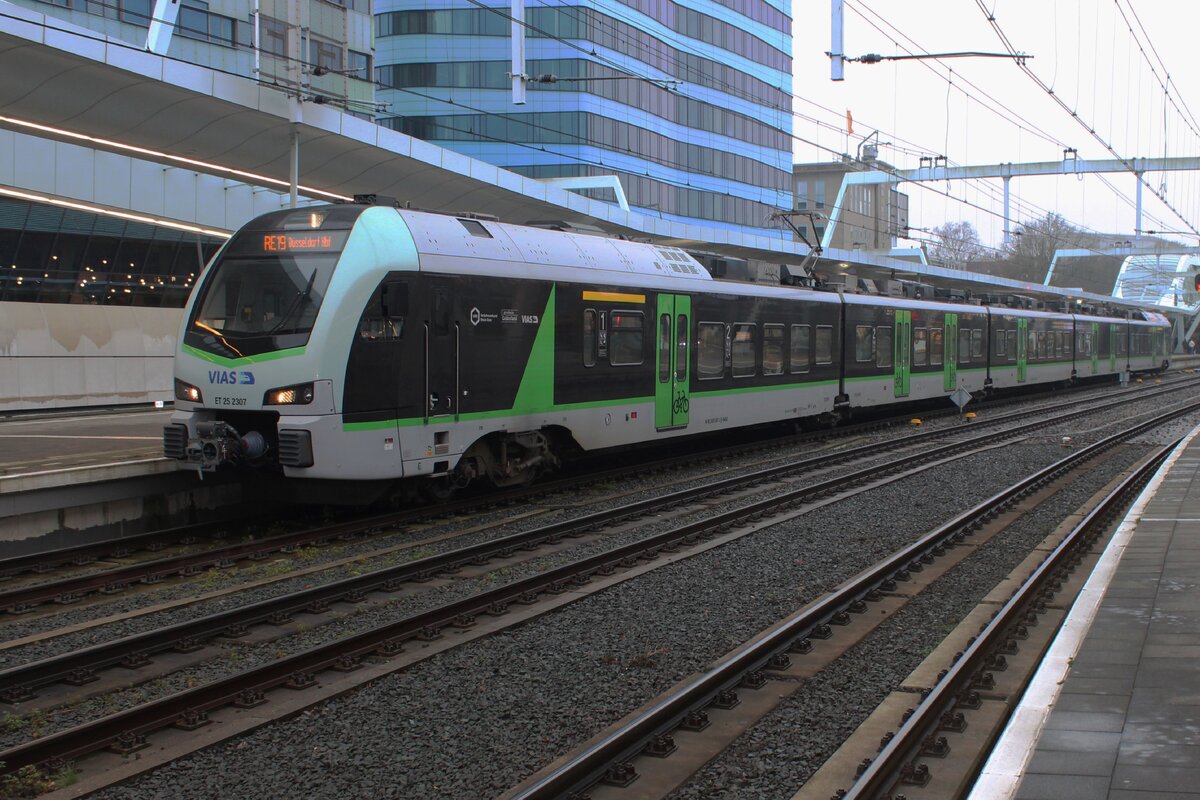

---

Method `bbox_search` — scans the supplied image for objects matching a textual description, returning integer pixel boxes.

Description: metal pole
[511,0,527,104]
[1002,176,1011,245]
[290,126,300,209]
[831,0,844,81]
[1135,172,1144,234]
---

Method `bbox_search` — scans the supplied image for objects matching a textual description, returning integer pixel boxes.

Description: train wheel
[420,477,456,503]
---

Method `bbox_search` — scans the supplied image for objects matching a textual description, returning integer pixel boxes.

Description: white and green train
[163,201,1171,500]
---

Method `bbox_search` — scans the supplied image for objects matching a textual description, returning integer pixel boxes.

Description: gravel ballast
[82,431,1171,799]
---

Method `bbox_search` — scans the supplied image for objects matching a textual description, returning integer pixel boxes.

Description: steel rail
[2,387,1187,701]
[0,374,1184,585]
[842,437,1180,799]
[503,404,1197,799]
[0,402,1192,779]
[4,379,1195,615]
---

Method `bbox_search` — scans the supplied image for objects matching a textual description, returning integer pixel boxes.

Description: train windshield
[185,221,350,359]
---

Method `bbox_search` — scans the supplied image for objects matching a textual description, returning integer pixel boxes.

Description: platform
[971,424,1200,799]
[0,407,217,549]
[0,406,171,482]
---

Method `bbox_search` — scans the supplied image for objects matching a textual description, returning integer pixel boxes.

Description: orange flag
[846,109,854,134]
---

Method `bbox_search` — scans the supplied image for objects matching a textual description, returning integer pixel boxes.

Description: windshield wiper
[267,269,318,335]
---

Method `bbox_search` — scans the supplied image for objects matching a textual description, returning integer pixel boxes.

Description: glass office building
[375,0,794,237]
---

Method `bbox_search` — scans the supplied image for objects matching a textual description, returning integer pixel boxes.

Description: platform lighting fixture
[0,187,231,240]
[0,115,350,203]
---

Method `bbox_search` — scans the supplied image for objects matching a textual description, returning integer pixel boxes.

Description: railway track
[0,387,1195,795]
[1,372,1185,591]
[502,410,1184,800]
[2,376,1194,619]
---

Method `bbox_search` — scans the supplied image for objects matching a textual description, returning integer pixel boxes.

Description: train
[162,200,1171,501]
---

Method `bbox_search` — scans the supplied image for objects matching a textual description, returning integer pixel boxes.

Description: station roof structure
[0,1,1183,315]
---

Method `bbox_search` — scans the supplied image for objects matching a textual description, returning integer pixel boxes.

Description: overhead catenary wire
[973,0,1200,237]
[0,6,1188,258]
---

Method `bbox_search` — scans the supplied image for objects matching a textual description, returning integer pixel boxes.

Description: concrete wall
[0,301,183,410]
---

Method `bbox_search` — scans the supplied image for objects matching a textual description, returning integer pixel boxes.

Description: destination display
[226,229,349,256]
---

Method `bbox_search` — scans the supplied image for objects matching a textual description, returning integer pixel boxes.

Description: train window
[790,325,811,372]
[913,328,928,366]
[1007,330,1017,360]
[876,326,893,368]
[971,329,983,358]
[609,310,644,366]
[658,314,671,382]
[583,309,597,367]
[697,322,725,379]
[1029,330,1037,360]
[958,329,971,364]
[433,291,451,337]
[930,328,943,366]
[815,325,833,364]
[1060,331,1070,357]
[855,325,874,362]
[732,323,756,377]
[763,324,784,375]
[676,315,688,381]
[995,329,1006,358]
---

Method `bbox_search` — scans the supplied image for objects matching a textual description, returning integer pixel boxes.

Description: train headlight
[264,382,314,405]
[174,379,203,403]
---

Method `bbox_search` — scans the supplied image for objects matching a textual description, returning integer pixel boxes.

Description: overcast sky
[789,0,1200,251]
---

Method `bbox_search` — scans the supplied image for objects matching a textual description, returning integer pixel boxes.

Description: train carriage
[164,201,1172,500]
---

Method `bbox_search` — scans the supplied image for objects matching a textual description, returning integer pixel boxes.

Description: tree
[1004,212,1088,282]
[928,221,986,268]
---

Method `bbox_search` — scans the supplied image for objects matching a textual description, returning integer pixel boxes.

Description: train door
[1016,318,1028,383]
[1090,321,1100,375]
[943,313,958,391]
[424,281,458,420]
[1109,324,1118,371]
[894,310,911,397]
[655,294,691,430]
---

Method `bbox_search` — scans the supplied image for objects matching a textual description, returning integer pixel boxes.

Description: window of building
[348,50,372,81]
[795,180,808,210]
[609,310,643,365]
[261,16,288,57]
[731,323,755,377]
[697,322,725,379]
[178,0,234,45]
[120,0,152,25]
[814,180,826,210]
[310,37,343,73]
[790,324,810,372]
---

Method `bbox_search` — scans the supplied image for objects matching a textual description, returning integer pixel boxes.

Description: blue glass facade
[375,0,793,236]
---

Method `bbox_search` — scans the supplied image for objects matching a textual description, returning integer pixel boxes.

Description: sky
[788,0,1200,252]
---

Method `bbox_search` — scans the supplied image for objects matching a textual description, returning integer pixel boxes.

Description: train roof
[396,208,713,283]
